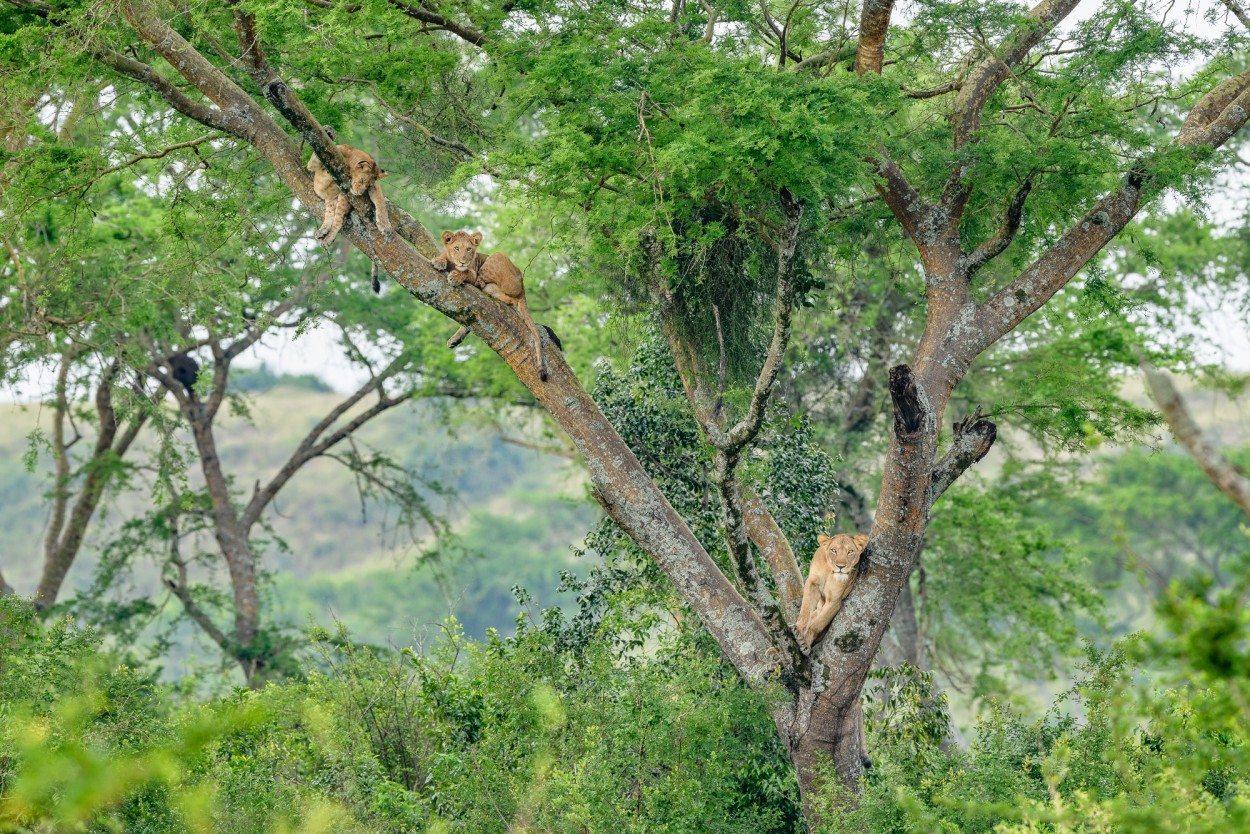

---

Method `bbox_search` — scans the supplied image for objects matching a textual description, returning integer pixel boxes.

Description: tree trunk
[36,363,146,611]
[186,412,261,682]
[785,689,869,815]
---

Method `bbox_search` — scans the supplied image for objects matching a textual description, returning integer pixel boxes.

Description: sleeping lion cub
[796,533,869,650]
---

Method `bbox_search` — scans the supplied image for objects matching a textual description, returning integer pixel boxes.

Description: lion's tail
[517,296,547,382]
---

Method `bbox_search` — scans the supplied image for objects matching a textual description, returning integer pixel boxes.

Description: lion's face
[816,533,869,579]
[440,230,484,272]
[344,147,386,197]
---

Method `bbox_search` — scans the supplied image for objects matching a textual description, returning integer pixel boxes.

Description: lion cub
[307,140,392,248]
[433,230,552,381]
[796,533,869,650]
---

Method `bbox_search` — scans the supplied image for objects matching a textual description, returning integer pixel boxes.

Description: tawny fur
[796,533,869,650]
[433,229,550,382]
[307,143,392,248]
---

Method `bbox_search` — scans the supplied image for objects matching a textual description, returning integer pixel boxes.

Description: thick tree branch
[1142,361,1250,519]
[40,351,76,607]
[107,1,778,683]
[872,152,936,250]
[965,70,1250,363]
[386,0,487,47]
[714,450,804,675]
[853,0,895,76]
[939,0,1080,226]
[93,50,247,140]
[697,0,717,43]
[3,0,50,19]
[742,488,805,623]
[950,0,1082,151]
[1220,0,1250,30]
[793,44,857,73]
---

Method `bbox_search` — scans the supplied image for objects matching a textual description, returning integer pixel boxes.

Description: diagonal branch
[853,0,895,76]
[950,0,1082,151]
[963,68,1250,364]
[939,0,1080,225]
[713,449,805,675]
[742,488,805,623]
[3,0,50,18]
[872,152,937,250]
[105,0,780,685]
[962,177,1032,277]
[1141,361,1250,519]
[1220,0,1250,30]
[386,0,487,47]
[92,49,248,141]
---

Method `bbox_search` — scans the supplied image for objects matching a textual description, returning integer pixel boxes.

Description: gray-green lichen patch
[833,631,864,654]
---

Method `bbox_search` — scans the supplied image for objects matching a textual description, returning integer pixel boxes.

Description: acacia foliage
[0,593,804,834]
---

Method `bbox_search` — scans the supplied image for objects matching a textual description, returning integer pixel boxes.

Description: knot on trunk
[888,364,923,435]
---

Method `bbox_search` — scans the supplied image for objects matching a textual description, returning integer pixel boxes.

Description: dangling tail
[517,296,548,382]
[371,258,381,294]
[542,324,563,352]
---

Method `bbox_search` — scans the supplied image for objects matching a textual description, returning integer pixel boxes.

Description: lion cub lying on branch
[796,533,869,650]
[432,230,559,382]
[307,130,392,292]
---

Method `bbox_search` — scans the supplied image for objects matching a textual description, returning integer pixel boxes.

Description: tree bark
[185,409,261,658]
[1142,361,1250,520]
[36,361,148,610]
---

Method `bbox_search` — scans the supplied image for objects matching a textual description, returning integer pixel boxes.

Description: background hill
[0,379,600,661]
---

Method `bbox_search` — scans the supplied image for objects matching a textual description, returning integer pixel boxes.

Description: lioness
[796,533,869,650]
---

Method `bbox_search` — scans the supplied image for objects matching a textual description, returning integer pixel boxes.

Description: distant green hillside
[0,385,600,651]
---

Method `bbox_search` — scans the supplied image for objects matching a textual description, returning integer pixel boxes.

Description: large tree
[3,0,1249,822]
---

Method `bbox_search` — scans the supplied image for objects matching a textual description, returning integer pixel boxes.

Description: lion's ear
[470,232,483,246]
[441,230,454,244]
[377,168,389,179]
[853,534,869,550]
[817,534,832,546]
